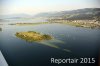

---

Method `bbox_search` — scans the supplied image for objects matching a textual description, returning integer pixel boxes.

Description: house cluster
[48,18,100,24]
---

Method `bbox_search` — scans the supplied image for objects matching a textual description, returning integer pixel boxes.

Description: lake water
[0,21,100,66]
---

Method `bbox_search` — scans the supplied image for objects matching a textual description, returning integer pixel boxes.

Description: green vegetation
[15,31,71,52]
[63,49,71,52]
[40,42,59,49]
[15,31,53,42]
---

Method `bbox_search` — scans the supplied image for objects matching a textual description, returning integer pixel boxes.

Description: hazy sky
[1,0,100,15]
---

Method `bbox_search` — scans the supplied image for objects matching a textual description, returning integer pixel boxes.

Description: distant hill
[1,8,100,21]
[34,8,100,20]
[0,14,32,19]
[34,12,60,17]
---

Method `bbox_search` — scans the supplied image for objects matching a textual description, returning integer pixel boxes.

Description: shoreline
[48,19,100,29]
[9,20,100,29]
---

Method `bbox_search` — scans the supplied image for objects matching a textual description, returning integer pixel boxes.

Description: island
[15,31,53,42]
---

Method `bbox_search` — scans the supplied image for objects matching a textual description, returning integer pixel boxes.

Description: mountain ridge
[1,8,100,20]
[34,8,100,20]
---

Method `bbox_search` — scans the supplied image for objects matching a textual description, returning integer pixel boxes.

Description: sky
[0,0,100,15]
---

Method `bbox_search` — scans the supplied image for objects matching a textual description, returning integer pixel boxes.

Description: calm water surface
[0,22,100,66]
